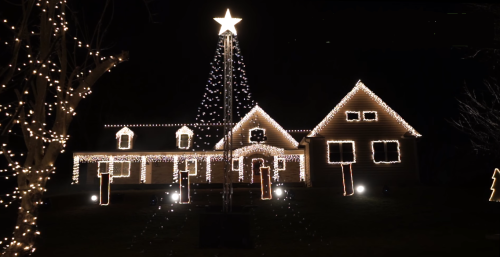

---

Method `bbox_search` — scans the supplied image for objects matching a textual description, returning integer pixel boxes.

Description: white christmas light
[308,81,421,137]
[356,186,365,193]
[345,111,360,122]
[171,192,179,201]
[327,140,356,164]
[116,127,134,150]
[233,144,284,157]
[214,9,241,35]
[371,140,401,164]
[140,156,146,183]
[299,155,305,182]
[72,156,79,184]
[275,188,283,197]
[206,156,212,182]
[176,126,194,150]
[249,127,266,143]
[91,195,98,202]
[173,156,179,183]
[362,111,378,121]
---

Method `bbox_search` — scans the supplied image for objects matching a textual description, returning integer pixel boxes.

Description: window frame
[185,158,197,176]
[362,111,378,121]
[232,158,240,171]
[97,161,131,177]
[276,158,286,170]
[249,127,267,143]
[371,140,401,163]
[327,140,356,164]
[345,111,361,122]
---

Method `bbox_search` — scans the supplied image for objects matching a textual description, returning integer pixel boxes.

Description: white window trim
[249,127,266,143]
[185,158,197,176]
[176,126,194,149]
[276,157,286,171]
[97,161,131,178]
[327,140,356,164]
[362,111,378,121]
[345,111,361,122]
[371,140,401,164]
[116,127,134,150]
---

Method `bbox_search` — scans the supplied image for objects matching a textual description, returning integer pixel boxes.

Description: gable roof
[308,80,422,137]
[215,105,299,149]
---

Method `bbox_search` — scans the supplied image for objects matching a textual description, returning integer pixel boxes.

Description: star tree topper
[214,9,241,35]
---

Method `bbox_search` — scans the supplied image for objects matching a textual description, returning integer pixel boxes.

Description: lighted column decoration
[100,172,111,206]
[173,156,179,183]
[109,156,114,183]
[490,168,500,202]
[179,170,190,204]
[72,156,79,184]
[341,164,354,196]
[260,166,272,200]
[214,9,241,213]
[140,156,147,183]
[273,156,280,182]
[299,155,305,182]
[238,156,244,182]
[206,155,212,183]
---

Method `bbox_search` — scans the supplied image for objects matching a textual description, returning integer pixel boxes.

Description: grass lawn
[2,185,499,256]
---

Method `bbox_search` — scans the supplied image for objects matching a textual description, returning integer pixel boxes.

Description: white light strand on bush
[299,155,305,182]
[206,156,212,182]
[371,140,401,164]
[362,111,378,121]
[232,144,285,157]
[116,127,134,149]
[308,81,421,137]
[327,140,356,164]
[173,156,179,183]
[72,156,79,184]
[140,156,146,183]
[215,105,299,149]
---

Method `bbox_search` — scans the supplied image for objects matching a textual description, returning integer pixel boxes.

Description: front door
[252,158,264,184]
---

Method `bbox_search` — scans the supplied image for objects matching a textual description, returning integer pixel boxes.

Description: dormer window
[176,126,194,149]
[363,111,378,121]
[249,127,267,143]
[116,127,134,150]
[346,111,360,121]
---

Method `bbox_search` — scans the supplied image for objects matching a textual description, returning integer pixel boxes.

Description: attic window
[327,141,356,164]
[346,111,360,121]
[249,128,267,143]
[372,140,401,163]
[116,127,134,150]
[363,111,378,121]
[176,126,194,149]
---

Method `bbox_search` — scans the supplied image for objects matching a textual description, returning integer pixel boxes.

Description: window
[176,126,194,149]
[116,127,134,150]
[363,111,378,121]
[98,161,130,177]
[276,158,285,170]
[249,128,267,143]
[232,158,240,171]
[180,134,189,148]
[185,159,197,176]
[372,140,401,163]
[346,111,360,121]
[120,135,129,149]
[327,141,355,164]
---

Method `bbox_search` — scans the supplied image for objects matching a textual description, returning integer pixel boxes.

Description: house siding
[151,162,173,184]
[309,89,420,187]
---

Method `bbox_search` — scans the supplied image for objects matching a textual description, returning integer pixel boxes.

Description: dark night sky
[2,1,497,188]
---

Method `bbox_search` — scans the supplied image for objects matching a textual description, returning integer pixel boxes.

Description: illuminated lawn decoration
[176,126,194,149]
[260,166,272,200]
[100,173,110,206]
[345,111,360,121]
[213,9,241,35]
[185,159,197,176]
[371,140,401,163]
[215,105,299,149]
[140,156,146,183]
[327,140,356,164]
[308,81,421,138]
[179,171,190,204]
[341,164,354,196]
[363,111,378,121]
[116,127,134,150]
[490,168,500,202]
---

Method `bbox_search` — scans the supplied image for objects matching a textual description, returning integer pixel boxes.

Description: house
[73,81,421,190]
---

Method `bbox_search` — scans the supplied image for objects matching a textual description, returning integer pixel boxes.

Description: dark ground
[1,185,499,257]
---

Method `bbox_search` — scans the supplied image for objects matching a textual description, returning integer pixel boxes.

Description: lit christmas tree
[194,10,255,149]
[490,168,500,202]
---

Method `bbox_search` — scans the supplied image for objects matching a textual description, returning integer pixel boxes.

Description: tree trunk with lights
[0,1,128,256]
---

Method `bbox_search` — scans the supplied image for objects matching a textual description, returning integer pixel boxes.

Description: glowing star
[214,9,242,35]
